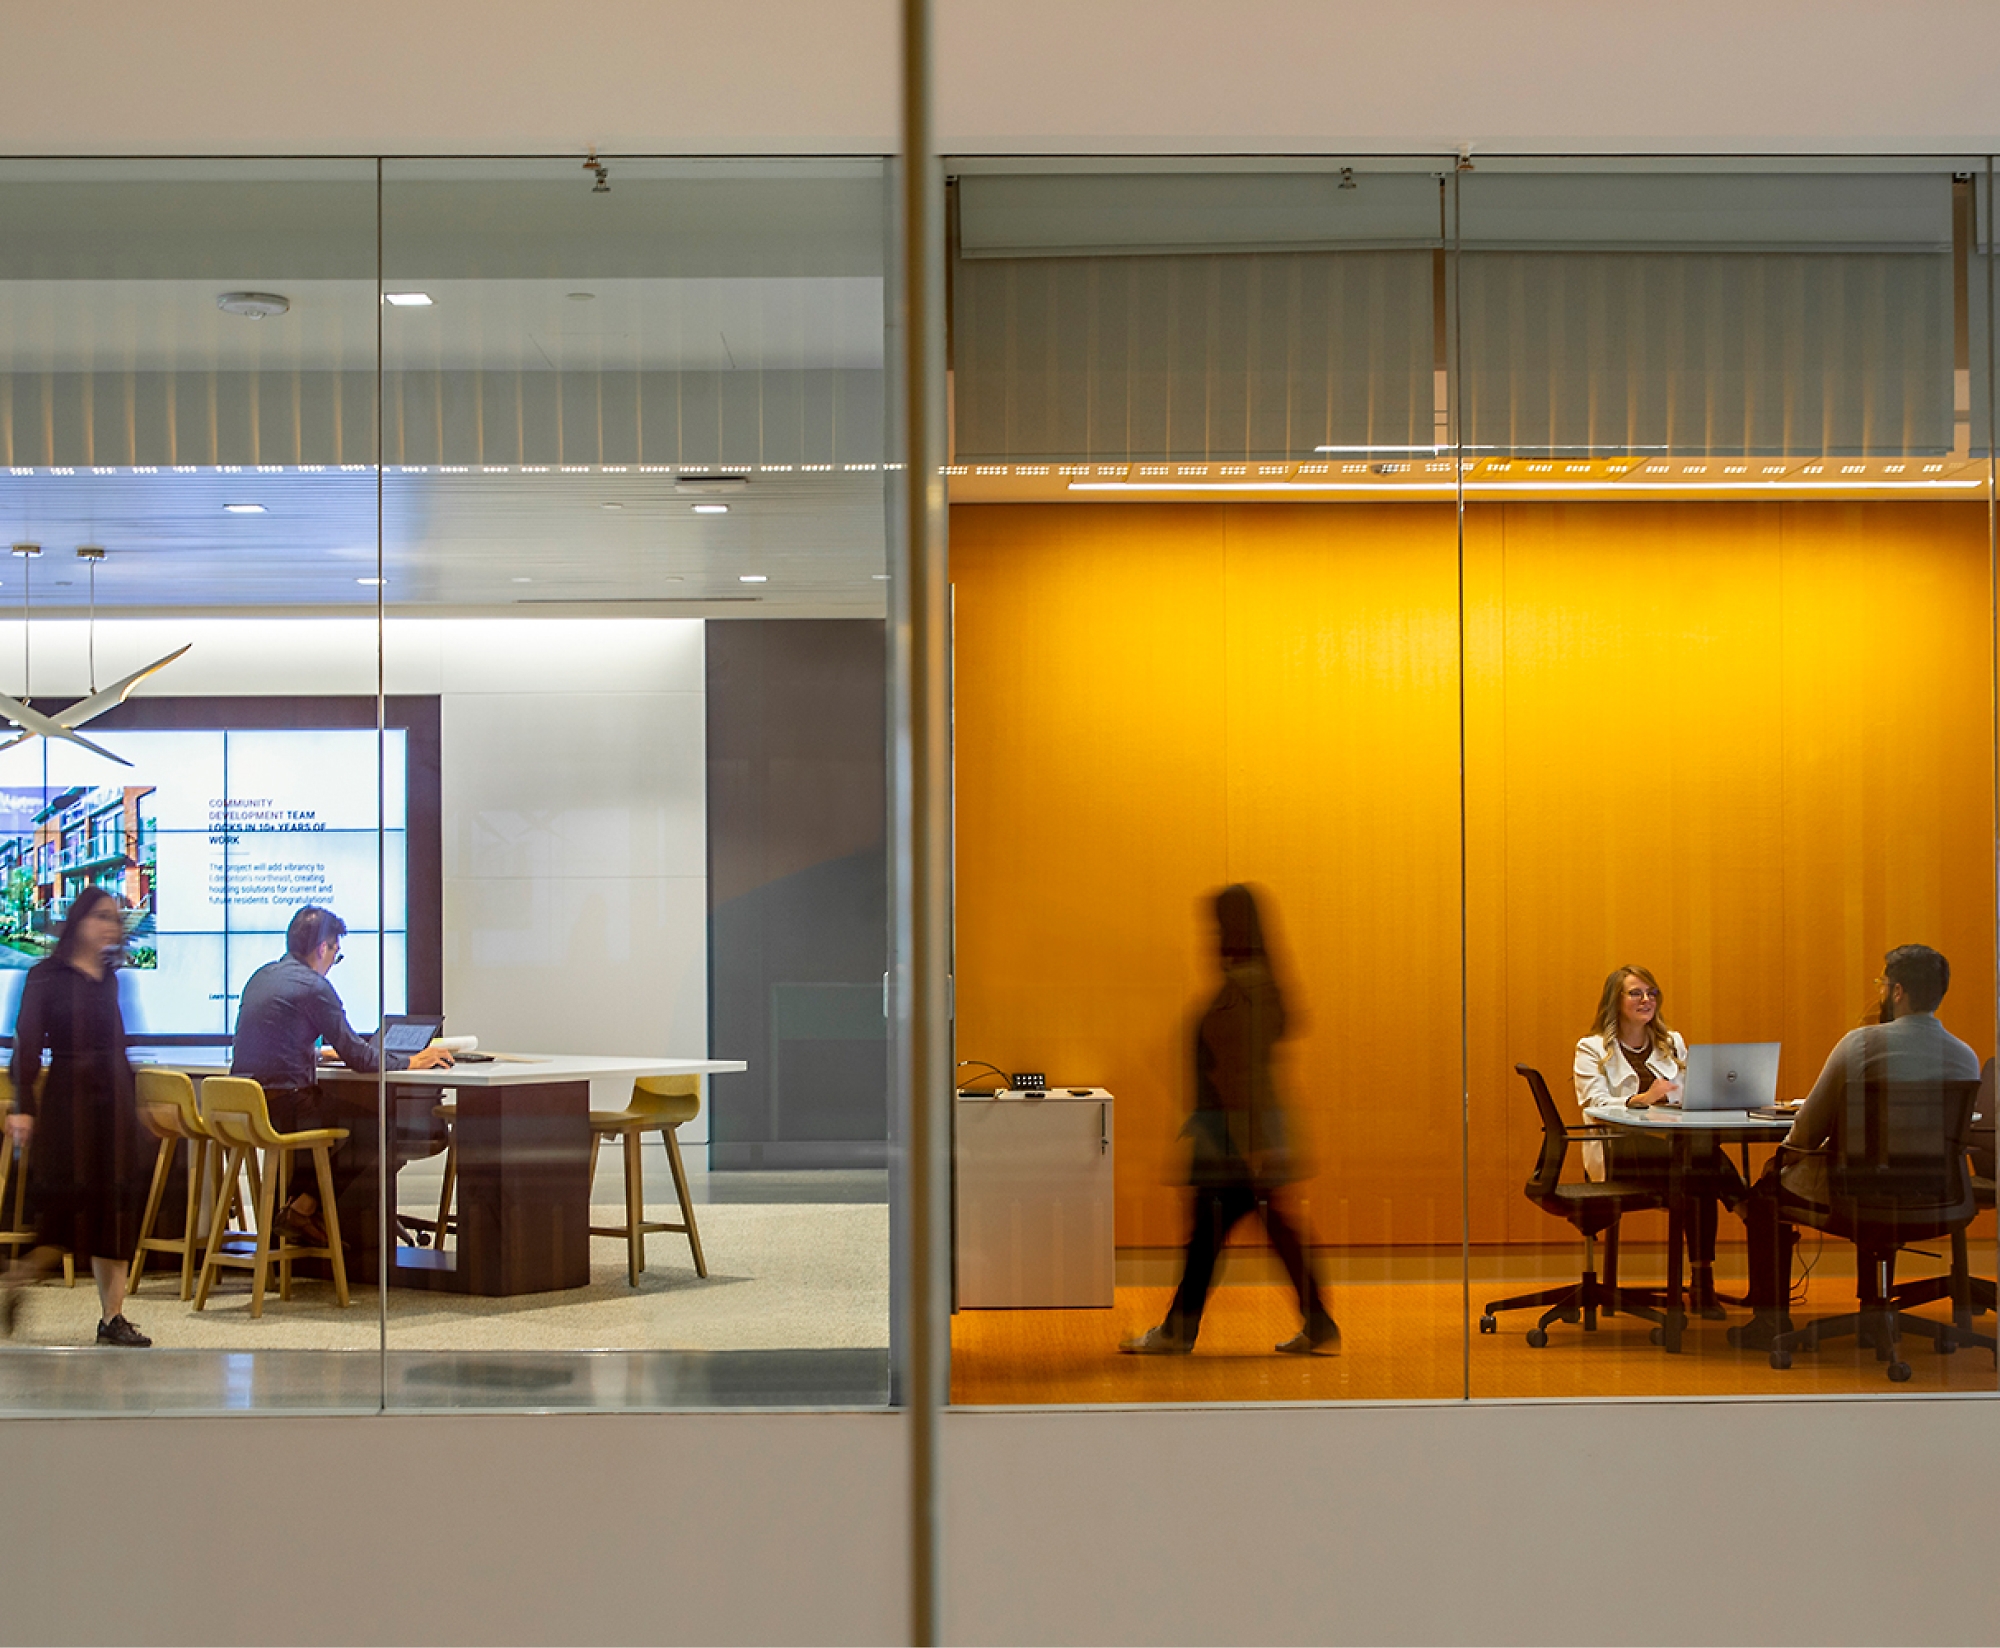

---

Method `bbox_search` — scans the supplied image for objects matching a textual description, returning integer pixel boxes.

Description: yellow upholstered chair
[193,1076,350,1318]
[0,1071,73,1287]
[588,1075,707,1286]
[129,1068,255,1301]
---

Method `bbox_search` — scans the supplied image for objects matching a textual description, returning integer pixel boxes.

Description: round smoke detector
[215,291,290,318]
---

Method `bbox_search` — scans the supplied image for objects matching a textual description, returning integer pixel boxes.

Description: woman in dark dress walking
[1121,883,1340,1357]
[0,885,151,1346]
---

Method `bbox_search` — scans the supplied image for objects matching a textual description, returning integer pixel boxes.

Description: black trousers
[1740,1159,1802,1311]
[1165,1185,1337,1344]
[261,1085,372,1217]
[1608,1135,1743,1269]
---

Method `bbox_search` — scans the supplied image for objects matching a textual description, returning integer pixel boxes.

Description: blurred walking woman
[1574,963,1740,1318]
[0,887,151,1346]
[1122,884,1340,1357]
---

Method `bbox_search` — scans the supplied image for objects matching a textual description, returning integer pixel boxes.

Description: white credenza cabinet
[954,1088,1114,1308]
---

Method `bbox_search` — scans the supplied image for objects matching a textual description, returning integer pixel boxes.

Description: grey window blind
[952,171,1439,463]
[954,250,1434,462]
[1457,173,1955,457]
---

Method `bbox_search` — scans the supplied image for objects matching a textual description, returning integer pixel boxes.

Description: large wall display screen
[0,728,407,1038]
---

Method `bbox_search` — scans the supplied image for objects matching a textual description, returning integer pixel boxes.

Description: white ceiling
[0,467,890,616]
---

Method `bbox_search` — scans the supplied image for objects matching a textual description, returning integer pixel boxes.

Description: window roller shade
[953,250,1435,463]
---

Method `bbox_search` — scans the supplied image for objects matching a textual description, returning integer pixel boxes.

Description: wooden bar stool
[588,1075,707,1286]
[128,1068,255,1299]
[193,1076,350,1318]
[0,1073,73,1288]
[429,1103,458,1251]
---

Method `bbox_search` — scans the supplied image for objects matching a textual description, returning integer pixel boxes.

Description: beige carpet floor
[10,1202,889,1352]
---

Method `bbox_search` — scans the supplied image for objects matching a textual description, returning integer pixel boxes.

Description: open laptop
[381,1014,444,1061]
[1677,1041,1782,1111]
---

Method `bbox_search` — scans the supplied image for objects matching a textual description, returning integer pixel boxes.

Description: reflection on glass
[376,158,893,1410]
[1463,160,1998,1399]
[0,160,384,1404]
[948,162,1464,1406]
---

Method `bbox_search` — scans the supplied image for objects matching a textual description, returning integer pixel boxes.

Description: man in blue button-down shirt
[231,905,453,1245]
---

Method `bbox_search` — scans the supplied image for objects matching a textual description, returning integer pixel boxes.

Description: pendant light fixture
[0,545,187,768]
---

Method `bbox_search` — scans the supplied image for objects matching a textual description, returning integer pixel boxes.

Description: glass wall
[945,156,2000,1405]
[0,159,386,1411]
[0,156,896,1413]
[376,158,894,1411]
[1457,159,1996,1398]
[0,149,1992,1416]
[945,162,1469,1402]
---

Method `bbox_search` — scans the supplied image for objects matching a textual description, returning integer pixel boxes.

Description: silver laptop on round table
[1677,1042,1782,1111]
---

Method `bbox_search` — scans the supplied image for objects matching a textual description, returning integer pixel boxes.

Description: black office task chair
[1767,1075,1987,1382]
[1893,1057,1997,1329]
[1479,1065,1669,1346]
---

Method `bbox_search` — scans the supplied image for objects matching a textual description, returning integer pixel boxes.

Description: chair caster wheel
[1770,1349,1792,1370]
[1559,1307,1580,1324]
[1888,1361,1913,1383]
[1478,1314,1497,1334]
[1648,1326,1663,1346]
[1938,1331,1957,1355]
[1526,1328,1548,1348]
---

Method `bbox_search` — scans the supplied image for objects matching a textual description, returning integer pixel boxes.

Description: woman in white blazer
[1573,964,1740,1318]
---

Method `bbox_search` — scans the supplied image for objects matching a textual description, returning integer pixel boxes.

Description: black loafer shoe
[1726,1312,1793,1352]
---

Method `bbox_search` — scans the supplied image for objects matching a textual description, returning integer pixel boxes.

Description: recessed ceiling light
[383,292,433,307]
[600,502,624,511]
[871,573,891,580]
[511,576,533,584]
[692,504,729,515]
[216,291,290,318]
[566,291,596,302]
[739,574,767,583]
[222,503,266,514]
[356,577,385,586]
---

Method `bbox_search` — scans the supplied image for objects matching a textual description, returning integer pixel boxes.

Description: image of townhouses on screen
[0,728,406,1037]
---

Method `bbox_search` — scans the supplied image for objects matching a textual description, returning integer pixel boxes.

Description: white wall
[1,1398,1996,1646]
[1,2,2000,157]
[9,617,712,1132]
[0,10,1996,1648]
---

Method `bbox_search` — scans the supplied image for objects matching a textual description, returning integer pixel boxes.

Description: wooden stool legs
[662,1126,706,1278]
[129,1132,214,1301]
[588,1122,707,1285]
[193,1139,348,1318]
[0,1135,74,1288]
[623,1128,645,1286]
[433,1137,458,1252]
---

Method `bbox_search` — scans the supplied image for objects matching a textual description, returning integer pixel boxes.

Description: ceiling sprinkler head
[216,291,290,318]
[584,146,610,194]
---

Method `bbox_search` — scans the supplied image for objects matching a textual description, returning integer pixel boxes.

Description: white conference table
[1585,1101,1793,1352]
[140,1048,746,1296]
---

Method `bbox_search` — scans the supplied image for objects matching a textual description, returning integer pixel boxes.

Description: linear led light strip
[1067,479,1984,494]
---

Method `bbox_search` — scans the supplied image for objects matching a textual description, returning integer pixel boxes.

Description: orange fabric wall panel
[1463,501,1996,1246]
[951,502,1465,1249]
[954,498,1995,1250]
